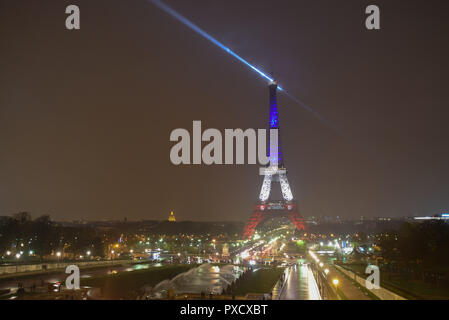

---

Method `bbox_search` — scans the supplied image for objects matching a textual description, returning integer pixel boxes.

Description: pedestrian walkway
[279,264,321,300]
[328,265,371,300]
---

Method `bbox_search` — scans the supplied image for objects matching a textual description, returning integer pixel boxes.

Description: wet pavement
[279,264,321,300]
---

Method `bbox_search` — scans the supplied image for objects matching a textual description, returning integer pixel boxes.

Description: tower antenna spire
[269,62,277,83]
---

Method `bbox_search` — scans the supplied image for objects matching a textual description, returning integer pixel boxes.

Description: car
[48,281,62,292]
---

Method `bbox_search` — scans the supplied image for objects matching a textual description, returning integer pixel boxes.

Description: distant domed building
[168,211,176,222]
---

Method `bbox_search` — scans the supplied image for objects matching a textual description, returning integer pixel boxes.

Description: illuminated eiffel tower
[242,81,306,239]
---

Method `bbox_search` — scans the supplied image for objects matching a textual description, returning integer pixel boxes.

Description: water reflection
[125,263,152,272]
[147,263,243,297]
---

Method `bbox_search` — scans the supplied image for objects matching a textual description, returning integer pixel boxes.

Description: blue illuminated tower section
[268,81,283,167]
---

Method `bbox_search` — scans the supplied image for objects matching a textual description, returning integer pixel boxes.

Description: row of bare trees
[0,212,112,261]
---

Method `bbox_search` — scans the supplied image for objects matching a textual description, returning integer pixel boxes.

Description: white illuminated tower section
[243,81,305,239]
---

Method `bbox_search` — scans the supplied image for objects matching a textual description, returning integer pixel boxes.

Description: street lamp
[324,268,329,275]
[332,278,340,299]
[319,262,323,268]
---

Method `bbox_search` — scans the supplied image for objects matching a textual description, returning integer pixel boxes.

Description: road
[278,264,321,300]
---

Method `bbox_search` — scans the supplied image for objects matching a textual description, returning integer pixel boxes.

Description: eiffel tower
[242,81,306,239]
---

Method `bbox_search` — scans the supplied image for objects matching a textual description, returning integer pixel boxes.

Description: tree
[0,217,16,254]
[33,215,57,260]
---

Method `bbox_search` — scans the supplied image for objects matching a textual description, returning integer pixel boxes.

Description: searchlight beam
[149,0,340,131]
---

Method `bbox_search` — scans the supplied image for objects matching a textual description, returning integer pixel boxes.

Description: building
[413,213,449,222]
[168,211,176,222]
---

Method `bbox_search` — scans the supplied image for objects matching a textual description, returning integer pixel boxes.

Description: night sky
[1,0,448,221]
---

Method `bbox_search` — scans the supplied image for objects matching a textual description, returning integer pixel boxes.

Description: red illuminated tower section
[243,81,306,239]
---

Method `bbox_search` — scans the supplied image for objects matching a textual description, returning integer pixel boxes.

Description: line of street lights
[309,250,340,299]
